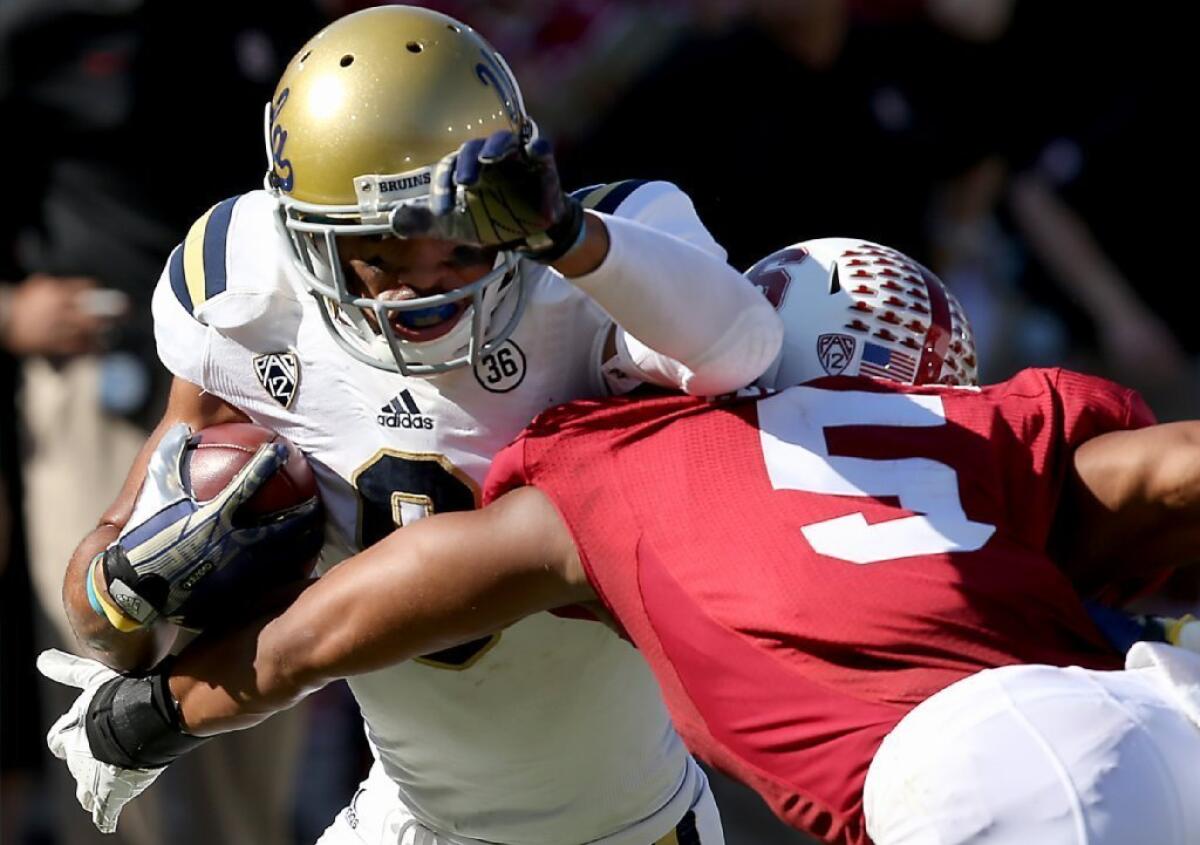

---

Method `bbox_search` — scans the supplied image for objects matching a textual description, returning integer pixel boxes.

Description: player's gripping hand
[390,129,585,263]
[38,650,166,834]
[96,423,303,629]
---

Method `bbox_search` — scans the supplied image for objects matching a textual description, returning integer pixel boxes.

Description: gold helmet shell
[267,5,529,205]
[264,6,532,376]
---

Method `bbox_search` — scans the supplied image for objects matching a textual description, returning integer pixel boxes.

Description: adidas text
[377,413,434,429]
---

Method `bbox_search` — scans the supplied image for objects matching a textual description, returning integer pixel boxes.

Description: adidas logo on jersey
[377,390,435,429]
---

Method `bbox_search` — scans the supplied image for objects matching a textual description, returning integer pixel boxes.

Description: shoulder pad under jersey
[570,179,724,259]
[165,190,298,331]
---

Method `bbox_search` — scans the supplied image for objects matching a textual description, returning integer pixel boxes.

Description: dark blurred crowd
[0,2,1188,844]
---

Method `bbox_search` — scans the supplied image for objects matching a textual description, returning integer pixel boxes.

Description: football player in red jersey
[41,240,1200,844]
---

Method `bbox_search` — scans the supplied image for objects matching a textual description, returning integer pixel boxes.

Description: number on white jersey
[757,386,995,564]
[352,450,501,668]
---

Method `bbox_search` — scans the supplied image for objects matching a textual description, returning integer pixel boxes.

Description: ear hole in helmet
[828,265,842,295]
[339,54,354,67]
[406,41,423,54]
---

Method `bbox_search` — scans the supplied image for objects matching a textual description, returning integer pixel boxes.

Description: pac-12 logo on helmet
[816,333,856,376]
[749,238,978,391]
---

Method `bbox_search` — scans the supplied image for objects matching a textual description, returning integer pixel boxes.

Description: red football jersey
[484,368,1155,845]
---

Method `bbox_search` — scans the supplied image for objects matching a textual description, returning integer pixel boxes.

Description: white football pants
[864,643,1200,844]
[316,754,723,845]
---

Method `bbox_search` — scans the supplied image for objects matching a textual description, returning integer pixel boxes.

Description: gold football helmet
[264,6,532,375]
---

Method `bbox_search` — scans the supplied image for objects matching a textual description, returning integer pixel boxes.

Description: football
[173,422,323,629]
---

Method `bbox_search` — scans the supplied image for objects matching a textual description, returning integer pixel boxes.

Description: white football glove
[38,649,165,834]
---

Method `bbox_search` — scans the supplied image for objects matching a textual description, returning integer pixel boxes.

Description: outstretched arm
[398,133,783,395]
[169,485,590,735]
[1062,421,1200,597]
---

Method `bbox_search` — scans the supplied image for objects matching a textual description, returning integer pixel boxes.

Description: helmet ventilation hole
[446,24,460,33]
[299,50,312,63]
[406,41,423,53]
[339,54,354,67]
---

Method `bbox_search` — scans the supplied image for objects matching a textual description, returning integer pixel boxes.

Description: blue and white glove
[390,129,586,263]
[38,650,168,834]
[97,423,308,629]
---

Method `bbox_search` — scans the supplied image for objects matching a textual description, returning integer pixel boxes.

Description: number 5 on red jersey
[758,387,995,564]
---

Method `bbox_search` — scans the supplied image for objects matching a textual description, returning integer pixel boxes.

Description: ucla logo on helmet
[817,333,856,376]
[268,88,294,192]
[474,51,523,128]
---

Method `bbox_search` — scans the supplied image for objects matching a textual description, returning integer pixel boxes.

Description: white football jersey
[152,182,723,844]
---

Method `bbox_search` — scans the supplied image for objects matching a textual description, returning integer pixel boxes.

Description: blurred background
[0,1,1189,843]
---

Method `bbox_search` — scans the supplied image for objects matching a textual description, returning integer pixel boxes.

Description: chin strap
[86,664,210,770]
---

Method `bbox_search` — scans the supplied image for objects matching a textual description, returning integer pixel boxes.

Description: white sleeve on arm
[569,212,783,396]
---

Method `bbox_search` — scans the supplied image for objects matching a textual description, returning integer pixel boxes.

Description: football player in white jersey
[51,6,781,844]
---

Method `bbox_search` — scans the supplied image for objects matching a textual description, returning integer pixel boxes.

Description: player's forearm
[571,214,783,394]
[62,411,180,671]
[166,610,313,736]
[167,552,507,737]
[172,491,588,735]
[63,524,171,672]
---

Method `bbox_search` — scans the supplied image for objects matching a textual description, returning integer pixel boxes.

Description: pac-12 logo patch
[253,352,300,408]
[816,333,856,376]
[474,340,526,393]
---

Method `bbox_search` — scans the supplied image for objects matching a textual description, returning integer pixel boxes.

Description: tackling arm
[62,376,248,672]
[37,485,589,831]
[1062,421,1200,597]
[168,486,590,736]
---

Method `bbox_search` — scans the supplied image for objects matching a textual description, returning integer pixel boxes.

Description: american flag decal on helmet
[859,341,917,382]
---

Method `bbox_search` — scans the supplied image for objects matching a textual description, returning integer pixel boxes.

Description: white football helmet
[749,238,978,390]
[264,6,532,375]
